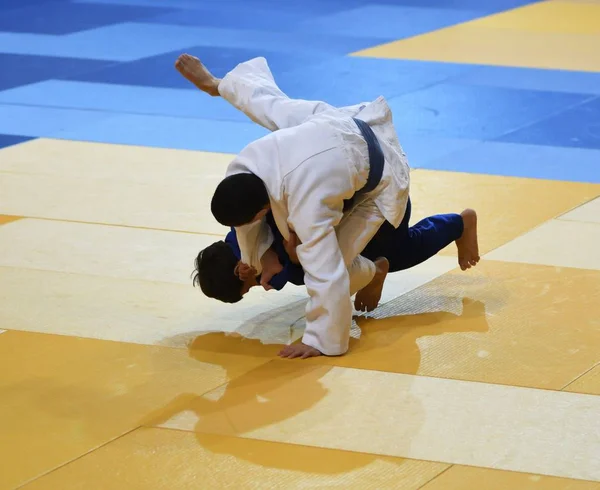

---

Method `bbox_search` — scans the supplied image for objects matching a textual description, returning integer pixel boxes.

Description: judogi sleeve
[224,228,241,258]
[265,223,305,290]
[233,219,273,274]
[218,57,335,131]
[225,221,301,290]
[223,221,273,273]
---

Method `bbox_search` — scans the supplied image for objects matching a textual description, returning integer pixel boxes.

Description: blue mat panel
[0,2,174,35]
[387,83,589,140]
[424,140,600,183]
[0,104,116,138]
[0,53,114,91]
[452,65,600,95]
[276,57,470,107]
[0,134,36,150]
[296,5,485,40]
[65,48,332,89]
[498,96,600,150]
[53,113,270,153]
[0,80,248,122]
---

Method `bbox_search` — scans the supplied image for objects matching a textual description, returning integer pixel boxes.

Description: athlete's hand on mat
[259,249,284,290]
[283,232,301,264]
[235,262,256,281]
[279,343,322,359]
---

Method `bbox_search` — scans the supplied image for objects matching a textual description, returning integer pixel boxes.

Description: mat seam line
[15,426,140,489]
[561,361,600,392]
[480,192,600,257]
[0,99,258,124]
[492,94,600,143]
[0,214,225,237]
[417,464,455,489]
[149,423,457,475]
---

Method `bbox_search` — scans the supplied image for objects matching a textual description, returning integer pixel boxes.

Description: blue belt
[343,117,385,212]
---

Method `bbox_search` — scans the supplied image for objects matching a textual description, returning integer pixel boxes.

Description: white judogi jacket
[218,58,410,356]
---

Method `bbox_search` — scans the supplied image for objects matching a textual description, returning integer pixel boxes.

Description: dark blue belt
[343,117,385,212]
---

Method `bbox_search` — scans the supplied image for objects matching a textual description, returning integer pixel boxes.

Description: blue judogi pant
[225,198,464,290]
[361,198,464,273]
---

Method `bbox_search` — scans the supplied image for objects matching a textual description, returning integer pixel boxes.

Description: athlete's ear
[252,205,270,222]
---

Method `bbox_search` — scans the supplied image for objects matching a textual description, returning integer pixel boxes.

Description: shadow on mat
[146,297,489,474]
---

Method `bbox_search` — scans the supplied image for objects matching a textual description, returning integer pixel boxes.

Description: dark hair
[192,241,244,303]
[211,173,269,227]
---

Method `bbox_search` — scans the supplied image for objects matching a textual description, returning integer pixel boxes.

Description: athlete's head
[192,241,256,303]
[211,173,270,227]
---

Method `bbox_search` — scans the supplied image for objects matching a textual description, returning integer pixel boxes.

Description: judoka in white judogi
[179,55,410,357]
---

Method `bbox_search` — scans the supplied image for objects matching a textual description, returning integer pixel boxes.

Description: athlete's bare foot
[175,53,220,96]
[456,209,480,271]
[354,257,389,312]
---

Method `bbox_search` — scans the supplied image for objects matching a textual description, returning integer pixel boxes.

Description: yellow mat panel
[309,261,600,389]
[473,1,600,34]
[422,465,600,489]
[486,219,600,270]
[0,138,232,180]
[156,362,600,481]
[353,2,600,72]
[0,265,308,347]
[0,331,270,489]
[559,0,600,5]
[0,218,219,284]
[0,138,231,235]
[20,427,449,490]
[409,170,600,256]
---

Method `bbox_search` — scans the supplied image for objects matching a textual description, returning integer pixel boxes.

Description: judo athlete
[176,54,480,359]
